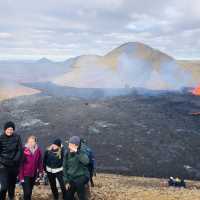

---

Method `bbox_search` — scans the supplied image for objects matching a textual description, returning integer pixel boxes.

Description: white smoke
[117,53,152,88]
[54,53,194,92]
[116,53,193,90]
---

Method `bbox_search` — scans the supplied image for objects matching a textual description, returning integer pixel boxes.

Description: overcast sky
[0,0,200,60]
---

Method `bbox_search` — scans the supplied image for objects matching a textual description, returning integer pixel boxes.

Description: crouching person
[63,136,90,200]
[43,139,66,200]
[18,136,43,200]
[0,121,23,200]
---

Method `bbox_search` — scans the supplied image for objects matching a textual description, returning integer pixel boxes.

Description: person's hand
[39,172,44,179]
[65,183,70,190]
[69,143,78,153]
[43,172,47,177]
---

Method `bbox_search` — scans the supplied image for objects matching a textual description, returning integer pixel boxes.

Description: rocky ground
[1,89,200,179]
[14,173,200,200]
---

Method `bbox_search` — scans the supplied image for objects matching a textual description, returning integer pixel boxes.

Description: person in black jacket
[0,121,23,200]
[43,139,66,200]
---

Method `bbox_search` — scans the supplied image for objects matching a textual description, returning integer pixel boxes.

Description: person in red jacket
[19,135,43,200]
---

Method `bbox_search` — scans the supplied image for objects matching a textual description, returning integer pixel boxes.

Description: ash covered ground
[1,85,200,179]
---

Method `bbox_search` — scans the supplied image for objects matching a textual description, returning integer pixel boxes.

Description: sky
[0,0,200,61]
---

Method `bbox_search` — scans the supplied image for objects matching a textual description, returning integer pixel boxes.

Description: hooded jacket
[63,150,89,184]
[0,132,23,169]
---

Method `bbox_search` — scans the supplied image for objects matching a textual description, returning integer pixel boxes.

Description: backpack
[80,142,95,174]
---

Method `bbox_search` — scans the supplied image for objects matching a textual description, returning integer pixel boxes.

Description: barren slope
[15,174,200,200]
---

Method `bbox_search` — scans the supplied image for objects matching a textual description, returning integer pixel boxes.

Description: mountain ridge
[53,42,194,90]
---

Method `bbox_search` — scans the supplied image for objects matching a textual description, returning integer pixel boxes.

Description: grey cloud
[0,0,199,60]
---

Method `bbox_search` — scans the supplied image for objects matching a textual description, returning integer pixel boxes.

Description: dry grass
[14,173,200,200]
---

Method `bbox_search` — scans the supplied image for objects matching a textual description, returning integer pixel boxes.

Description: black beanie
[53,138,62,147]
[4,121,15,131]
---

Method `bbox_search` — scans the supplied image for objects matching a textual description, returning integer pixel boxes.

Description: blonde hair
[27,135,37,143]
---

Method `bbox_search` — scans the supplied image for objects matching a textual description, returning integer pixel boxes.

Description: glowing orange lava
[192,85,200,96]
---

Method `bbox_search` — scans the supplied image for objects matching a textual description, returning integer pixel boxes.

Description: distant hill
[36,57,52,64]
[0,58,72,100]
[102,42,173,70]
[53,42,195,90]
[0,80,40,101]
[0,58,71,83]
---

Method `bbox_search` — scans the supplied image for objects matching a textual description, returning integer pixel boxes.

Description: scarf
[25,143,38,154]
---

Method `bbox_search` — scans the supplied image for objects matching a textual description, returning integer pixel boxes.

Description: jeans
[47,171,67,199]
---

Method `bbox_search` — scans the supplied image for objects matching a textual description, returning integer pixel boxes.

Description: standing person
[0,121,23,200]
[18,135,43,200]
[63,136,90,200]
[43,138,66,200]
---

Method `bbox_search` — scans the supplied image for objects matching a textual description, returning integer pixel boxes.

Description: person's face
[68,143,78,153]
[52,144,59,150]
[27,138,36,148]
[5,127,14,136]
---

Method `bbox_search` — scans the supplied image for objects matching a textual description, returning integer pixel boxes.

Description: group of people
[0,121,95,200]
